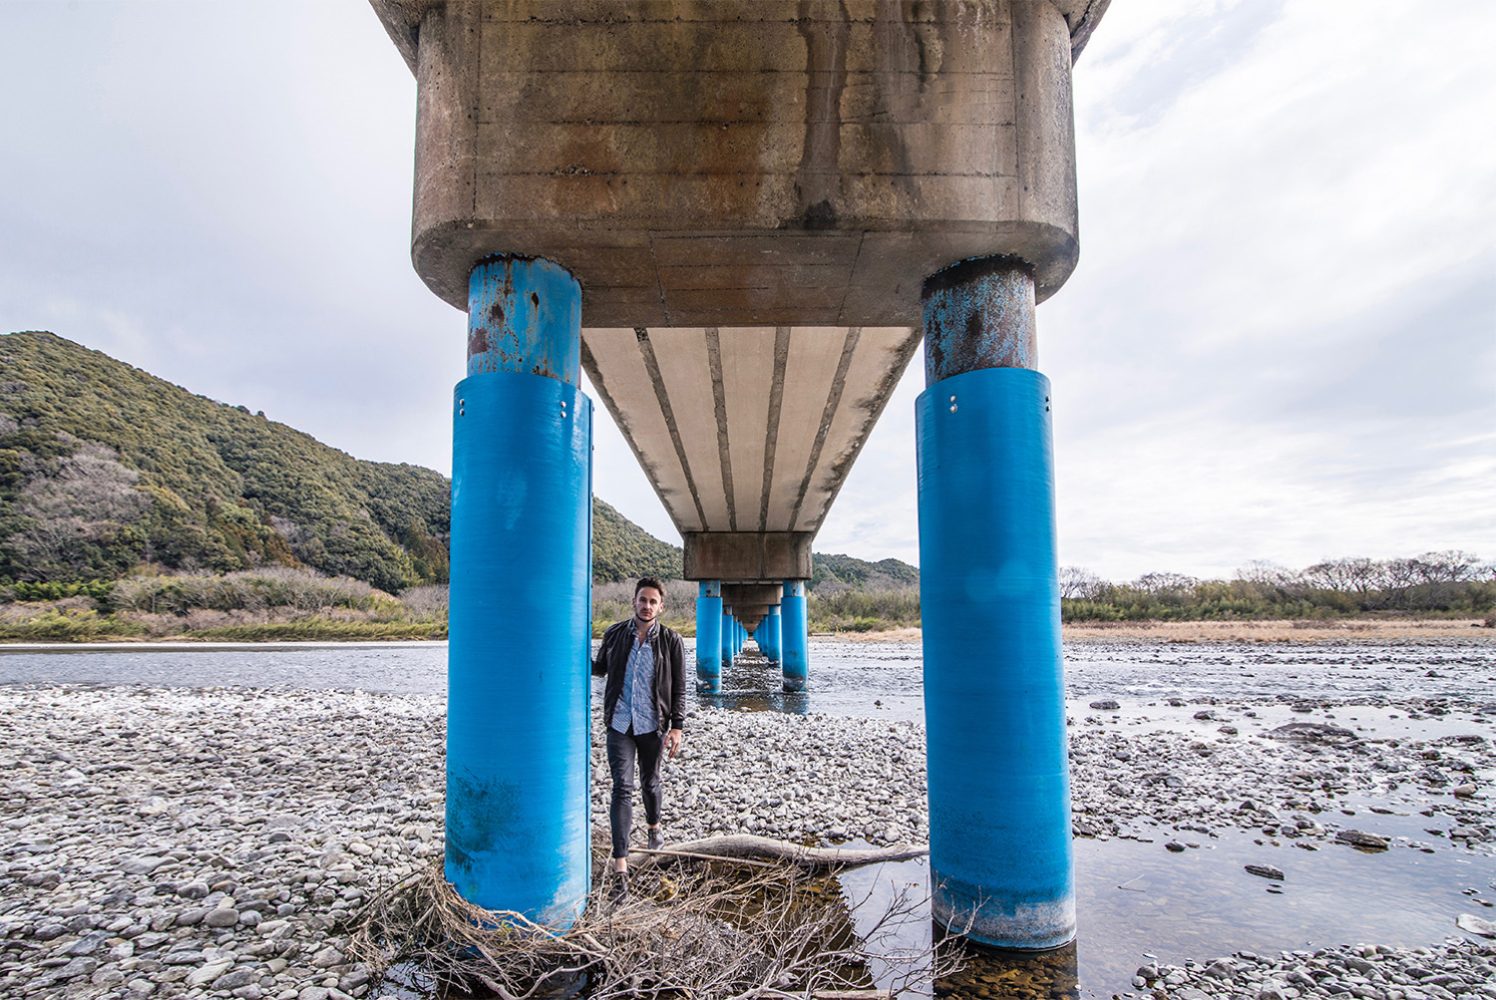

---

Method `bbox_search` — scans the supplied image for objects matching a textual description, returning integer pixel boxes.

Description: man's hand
[664,728,684,759]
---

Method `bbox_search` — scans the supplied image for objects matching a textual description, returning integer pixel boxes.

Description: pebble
[1246,864,1286,880]
[1135,938,1496,999]
[1,675,1492,998]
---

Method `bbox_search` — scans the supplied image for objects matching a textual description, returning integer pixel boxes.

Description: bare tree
[1132,572,1197,596]
[1058,566,1103,601]
[7,442,149,578]
[1302,557,1383,602]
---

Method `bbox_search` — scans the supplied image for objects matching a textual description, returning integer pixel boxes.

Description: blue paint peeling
[467,257,582,383]
[923,257,1038,381]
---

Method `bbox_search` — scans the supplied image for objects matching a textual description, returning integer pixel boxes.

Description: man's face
[633,586,664,623]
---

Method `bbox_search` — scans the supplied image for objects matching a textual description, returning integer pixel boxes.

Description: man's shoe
[648,828,664,852]
[608,871,629,904]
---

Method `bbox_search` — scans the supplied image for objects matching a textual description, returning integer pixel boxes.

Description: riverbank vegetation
[1059,551,1496,622]
[2,550,1492,643]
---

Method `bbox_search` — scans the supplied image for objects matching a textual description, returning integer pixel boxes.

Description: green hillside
[0,332,680,588]
[812,552,919,588]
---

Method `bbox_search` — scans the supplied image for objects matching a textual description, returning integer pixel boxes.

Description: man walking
[592,576,686,892]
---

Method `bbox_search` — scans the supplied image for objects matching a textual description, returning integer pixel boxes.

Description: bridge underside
[583,324,920,569]
[373,0,1097,583]
[374,0,1106,950]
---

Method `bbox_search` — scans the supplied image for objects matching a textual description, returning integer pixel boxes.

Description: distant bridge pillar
[447,255,590,928]
[696,580,722,692]
[764,605,782,664]
[917,257,1073,950]
[780,580,808,692]
[721,608,735,666]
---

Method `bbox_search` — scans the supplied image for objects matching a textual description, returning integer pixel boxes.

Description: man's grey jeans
[605,726,663,859]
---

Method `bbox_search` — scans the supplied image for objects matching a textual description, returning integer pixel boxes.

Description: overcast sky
[3,1,1493,581]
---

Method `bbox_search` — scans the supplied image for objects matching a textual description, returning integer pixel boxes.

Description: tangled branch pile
[347,854,956,999]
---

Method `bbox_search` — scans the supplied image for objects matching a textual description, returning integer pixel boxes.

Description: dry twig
[348,851,959,999]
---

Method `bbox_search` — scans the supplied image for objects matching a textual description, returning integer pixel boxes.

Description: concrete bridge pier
[762,605,782,665]
[779,580,808,692]
[446,255,592,928]
[917,258,1073,950]
[696,581,722,692]
[373,0,1106,942]
[720,608,735,666]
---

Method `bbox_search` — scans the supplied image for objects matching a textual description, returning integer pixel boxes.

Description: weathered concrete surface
[373,0,1096,325]
[922,256,1038,379]
[721,583,785,611]
[684,531,814,583]
[582,324,920,537]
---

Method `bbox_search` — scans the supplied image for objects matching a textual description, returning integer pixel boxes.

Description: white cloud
[3,1,1492,582]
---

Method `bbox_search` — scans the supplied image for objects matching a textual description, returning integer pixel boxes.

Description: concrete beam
[683,532,813,582]
[721,584,785,610]
[582,324,920,537]
[377,0,1088,325]
[730,607,769,632]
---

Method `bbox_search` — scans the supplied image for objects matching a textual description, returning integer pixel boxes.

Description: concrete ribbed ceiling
[582,325,920,536]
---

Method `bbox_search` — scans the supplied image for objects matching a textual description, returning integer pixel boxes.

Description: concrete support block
[386,0,1084,324]
[683,532,813,582]
[721,583,785,611]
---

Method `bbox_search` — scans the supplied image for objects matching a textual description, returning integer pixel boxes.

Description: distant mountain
[811,551,919,589]
[592,496,681,582]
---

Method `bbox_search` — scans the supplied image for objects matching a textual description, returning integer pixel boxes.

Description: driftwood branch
[349,852,958,999]
[629,834,928,872]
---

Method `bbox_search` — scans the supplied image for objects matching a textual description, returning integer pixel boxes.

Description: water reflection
[934,936,1078,1000]
[839,828,1492,997]
[694,653,811,716]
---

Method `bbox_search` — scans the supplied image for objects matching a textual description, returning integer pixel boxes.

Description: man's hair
[634,576,666,600]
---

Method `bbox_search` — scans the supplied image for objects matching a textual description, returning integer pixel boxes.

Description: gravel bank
[0,682,1491,998]
[1129,938,1496,999]
[1070,698,1496,852]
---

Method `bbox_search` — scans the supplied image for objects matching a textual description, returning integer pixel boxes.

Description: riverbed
[0,635,1492,998]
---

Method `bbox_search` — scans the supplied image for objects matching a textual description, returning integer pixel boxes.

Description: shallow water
[4,635,1493,997]
[3,635,1492,717]
[843,828,1496,997]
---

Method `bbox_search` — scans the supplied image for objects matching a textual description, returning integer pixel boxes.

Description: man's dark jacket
[592,620,687,733]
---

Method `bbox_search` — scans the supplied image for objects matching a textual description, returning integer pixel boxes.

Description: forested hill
[812,552,919,588]
[0,331,680,589]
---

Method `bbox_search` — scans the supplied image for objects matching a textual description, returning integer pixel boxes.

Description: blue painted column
[917,257,1073,950]
[764,605,782,664]
[448,256,591,928]
[721,609,735,666]
[696,581,722,691]
[780,581,808,692]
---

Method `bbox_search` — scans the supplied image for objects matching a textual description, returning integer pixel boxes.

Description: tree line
[1059,551,1495,621]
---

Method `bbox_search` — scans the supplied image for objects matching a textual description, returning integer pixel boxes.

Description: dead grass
[827,620,1492,644]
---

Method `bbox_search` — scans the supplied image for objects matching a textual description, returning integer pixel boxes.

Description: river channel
[2,636,1493,997]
